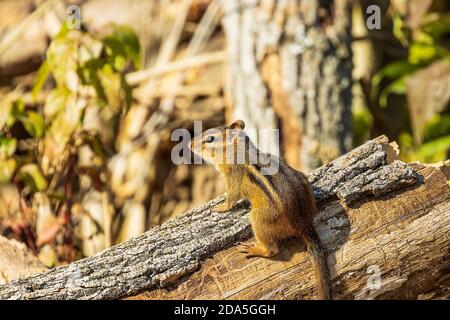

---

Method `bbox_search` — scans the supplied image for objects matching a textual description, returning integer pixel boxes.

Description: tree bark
[0,136,448,300]
[134,164,449,300]
[220,0,353,171]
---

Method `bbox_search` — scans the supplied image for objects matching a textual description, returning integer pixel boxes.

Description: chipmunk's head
[189,120,246,165]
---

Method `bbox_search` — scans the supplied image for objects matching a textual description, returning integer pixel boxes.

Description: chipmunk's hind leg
[238,207,281,258]
[239,220,279,258]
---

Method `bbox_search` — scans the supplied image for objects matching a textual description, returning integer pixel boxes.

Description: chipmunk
[189,120,332,300]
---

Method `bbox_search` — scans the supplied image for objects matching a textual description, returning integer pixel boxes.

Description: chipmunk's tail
[305,229,332,300]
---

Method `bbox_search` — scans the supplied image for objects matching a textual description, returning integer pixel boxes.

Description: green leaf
[393,13,409,46]
[0,158,17,183]
[54,22,72,40]
[0,136,17,159]
[421,13,450,40]
[422,115,450,142]
[19,164,47,192]
[19,111,45,138]
[32,61,50,101]
[11,99,25,116]
[372,60,420,87]
[102,25,141,71]
[352,106,373,147]
[413,30,435,45]
[408,43,438,64]
[78,59,108,106]
[0,103,9,131]
[44,87,69,119]
[418,135,450,161]
[379,76,407,107]
[399,132,414,150]
[46,35,79,88]
[103,37,128,71]
[98,64,122,110]
[79,58,106,84]
[0,98,26,130]
[9,99,26,127]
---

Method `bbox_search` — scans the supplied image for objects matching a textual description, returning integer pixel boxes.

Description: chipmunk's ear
[229,120,245,130]
[227,120,245,144]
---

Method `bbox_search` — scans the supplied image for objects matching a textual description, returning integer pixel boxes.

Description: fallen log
[0,136,448,300]
[0,236,47,285]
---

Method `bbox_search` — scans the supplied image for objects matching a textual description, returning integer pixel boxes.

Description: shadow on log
[0,136,448,300]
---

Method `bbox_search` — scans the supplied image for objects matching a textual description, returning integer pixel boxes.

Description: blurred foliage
[0,24,140,264]
[0,97,46,184]
[1,23,140,189]
[400,114,450,163]
[352,103,374,147]
[374,13,450,107]
[360,4,450,163]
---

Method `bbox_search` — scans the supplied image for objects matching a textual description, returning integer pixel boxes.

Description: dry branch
[0,136,448,300]
[126,50,226,85]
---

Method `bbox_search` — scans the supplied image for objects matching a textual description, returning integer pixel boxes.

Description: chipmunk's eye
[205,135,215,143]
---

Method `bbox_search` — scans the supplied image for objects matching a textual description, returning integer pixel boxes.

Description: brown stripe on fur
[252,162,277,191]
[246,168,277,205]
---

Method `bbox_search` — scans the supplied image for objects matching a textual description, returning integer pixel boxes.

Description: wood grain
[130,164,449,300]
